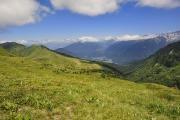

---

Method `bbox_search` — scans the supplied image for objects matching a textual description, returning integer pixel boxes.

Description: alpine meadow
[0,0,180,120]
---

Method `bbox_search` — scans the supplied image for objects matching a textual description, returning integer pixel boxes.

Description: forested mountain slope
[128,41,180,88]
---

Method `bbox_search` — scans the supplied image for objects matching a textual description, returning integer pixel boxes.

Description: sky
[0,0,180,49]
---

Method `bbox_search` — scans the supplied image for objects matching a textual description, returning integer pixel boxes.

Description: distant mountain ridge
[106,36,167,64]
[57,31,180,64]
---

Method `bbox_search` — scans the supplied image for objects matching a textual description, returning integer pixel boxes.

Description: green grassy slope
[0,48,14,57]
[128,41,180,88]
[0,43,180,120]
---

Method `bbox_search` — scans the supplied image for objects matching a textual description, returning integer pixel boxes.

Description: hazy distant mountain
[57,31,180,64]
[64,42,102,58]
[106,37,167,64]
[63,40,114,59]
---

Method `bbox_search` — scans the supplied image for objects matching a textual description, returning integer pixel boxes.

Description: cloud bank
[77,34,157,42]
[0,0,51,28]
[0,0,179,28]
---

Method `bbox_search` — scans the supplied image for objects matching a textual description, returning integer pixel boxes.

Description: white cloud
[137,0,180,8]
[78,36,99,42]
[115,34,143,41]
[77,34,157,42]
[0,0,51,28]
[102,34,155,41]
[114,34,157,41]
[50,0,123,16]
[0,40,7,44]
[50,0,180,17]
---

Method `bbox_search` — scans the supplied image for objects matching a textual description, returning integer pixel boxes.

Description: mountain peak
[160,31,180,43]
[0,42,25,48]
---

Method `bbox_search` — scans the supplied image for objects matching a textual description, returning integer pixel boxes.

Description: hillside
[0,47,14,57]
[128,41,180,88]
[0,43,180,120]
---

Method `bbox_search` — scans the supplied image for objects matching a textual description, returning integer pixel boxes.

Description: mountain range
[57,31,180,64]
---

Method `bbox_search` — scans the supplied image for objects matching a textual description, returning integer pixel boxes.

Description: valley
[59,31,180,64]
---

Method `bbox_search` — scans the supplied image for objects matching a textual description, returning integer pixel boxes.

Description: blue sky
[0,0,180,48]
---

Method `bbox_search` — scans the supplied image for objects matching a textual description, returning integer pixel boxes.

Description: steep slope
[0,42,179,120]
[128,41,180,88]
